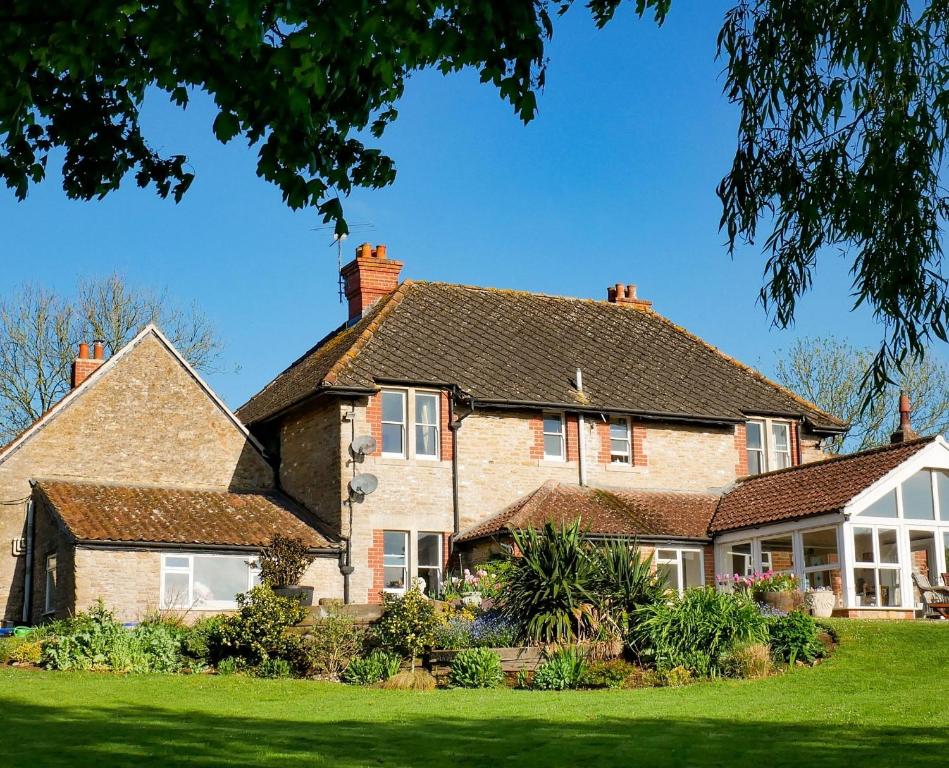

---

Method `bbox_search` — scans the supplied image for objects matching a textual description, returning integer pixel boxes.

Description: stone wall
[0,331,275,624]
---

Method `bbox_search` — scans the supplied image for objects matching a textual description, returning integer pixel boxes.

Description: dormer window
[745,418,793,475]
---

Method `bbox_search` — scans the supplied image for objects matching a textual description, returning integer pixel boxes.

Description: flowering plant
[716,570,797,596]
[440,562,506,601]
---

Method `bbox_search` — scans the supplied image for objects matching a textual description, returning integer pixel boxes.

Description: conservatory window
[937,471,949,521]
[902,470,936,520]
[852,527,902,607]
[857,489,898,518]
[909,530,939,604]
[760,535,794,574]
[655,549,704,594]
[801,528,841,601]
[725,541,753,577]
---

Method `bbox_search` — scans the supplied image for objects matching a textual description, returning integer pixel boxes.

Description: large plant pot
[806,591,836,618]
[761,590,796,613]
[273,586,314,606]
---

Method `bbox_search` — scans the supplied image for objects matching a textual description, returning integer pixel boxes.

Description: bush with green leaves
[373,586,440,669]
[720,642,774,679]
[181,615,226,664]
[4,635,43,665]
[207,585,306,667]
[768,611,825,664]
[580,658,640,689]
[294,611,364,677]
[498,522,664,645]
[215,657,244,675]
[255,535,313,588]
[342,650,402,686]
[255,657,293,678]
[498,521,600,644]
[449,647,504,688]
[531,646,587,690]
[631,588,769,678]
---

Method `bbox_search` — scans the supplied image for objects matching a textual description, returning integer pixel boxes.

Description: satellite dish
[349,435,377,459]
[349,473,378,498]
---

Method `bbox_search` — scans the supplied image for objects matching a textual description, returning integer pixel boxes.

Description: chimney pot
[357,242,373,259]
[71,341,105,389]
[375,244,387,260]
[606,281,652,309]
[78,342,90,360]
[92,340,104,360]
[890,391,919,443]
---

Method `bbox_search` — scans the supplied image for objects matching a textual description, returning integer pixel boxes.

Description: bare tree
[776,336,949,454]
[0,275,221,443]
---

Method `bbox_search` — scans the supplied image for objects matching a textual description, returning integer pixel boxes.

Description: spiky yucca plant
[593,538,668,635]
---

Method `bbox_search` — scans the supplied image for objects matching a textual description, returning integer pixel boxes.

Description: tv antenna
[313,220,375,303]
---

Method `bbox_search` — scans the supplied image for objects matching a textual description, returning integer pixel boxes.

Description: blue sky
[0,3,912,408]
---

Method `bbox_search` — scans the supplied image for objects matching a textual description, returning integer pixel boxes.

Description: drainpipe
[339,400,357,604]
[21,499,34,624]
[576,368,587,486]
[449,389,474,547]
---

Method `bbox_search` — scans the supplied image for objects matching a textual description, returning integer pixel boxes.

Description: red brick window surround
[741,418,799,476]
[597,417,648,467]
[531,411,570,461]
[369,529,452,604]
[368,388,452,461]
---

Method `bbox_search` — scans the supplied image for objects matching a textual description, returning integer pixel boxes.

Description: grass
[0,620,946,766]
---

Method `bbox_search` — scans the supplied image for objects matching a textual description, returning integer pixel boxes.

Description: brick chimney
[607,282,652,310]
[340,243,403,322]
[71,340,105,389]
[890,391,919,444]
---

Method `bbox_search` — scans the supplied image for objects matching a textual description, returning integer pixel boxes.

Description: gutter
[73,539,341,555]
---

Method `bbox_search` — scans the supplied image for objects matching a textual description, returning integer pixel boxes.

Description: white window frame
[383,530,410,595]
[654,547,704,595]
[609,416,631,464]
[850,525,903,608]
[44,553,56,614]
[159,553,258,610]
[380,389,408,458]
[413,391,440,460]
[416,531,444,596]
[800,526,842,593]
[745,417,794,475]
[543,411,566,461]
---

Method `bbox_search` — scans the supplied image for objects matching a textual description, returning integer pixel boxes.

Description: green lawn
[0,620,946,767]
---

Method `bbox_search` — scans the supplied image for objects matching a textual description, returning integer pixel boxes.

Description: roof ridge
[323,281,414,386]
[733,435,936,484]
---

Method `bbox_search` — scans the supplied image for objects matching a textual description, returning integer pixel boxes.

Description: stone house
[0,327,338,624]
[3,243,945,623]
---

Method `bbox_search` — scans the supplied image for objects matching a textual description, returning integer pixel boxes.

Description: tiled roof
[455,481,718,543]
[237,281,845,431]
[709,437,936,533]
[34,480,337,549]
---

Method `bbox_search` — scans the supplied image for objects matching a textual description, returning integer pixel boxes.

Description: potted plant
[256,535,315,606]
[751,571,800,612]
[805,586,836,618]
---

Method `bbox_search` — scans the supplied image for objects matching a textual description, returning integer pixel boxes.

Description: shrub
[434,614,475,650]
[499,521,599,644]
[592,538,667,636]
[42,600,127,671]
[373,587,440,670]
[207,585,306,666]
[216,657,243,675]
[659,666,693,687]
[8,637,43,665]
[255,657,292,678]
[255,535,313,588]
[295,611,363,677]
[449,647,504,688]
[721,642,775,679]
[532,646,587,690]
[380,670,436,691]
[181,616,226,663]
[342,650,402,685]
[580,659,640,689]
[631,588,769,678]
[129,621,183,673]
[768,611,825,664]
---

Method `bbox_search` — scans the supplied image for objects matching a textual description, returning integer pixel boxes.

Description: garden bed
[424,646,544,682]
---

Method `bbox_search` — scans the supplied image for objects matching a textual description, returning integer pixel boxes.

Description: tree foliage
[3,1,948,392]
[776,335,949,453]
[0,274,221,442]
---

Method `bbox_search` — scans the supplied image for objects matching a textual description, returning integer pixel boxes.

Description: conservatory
[712,436,949,618]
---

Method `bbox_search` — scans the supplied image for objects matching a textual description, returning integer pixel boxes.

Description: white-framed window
[745,418,793,475]
[760,534,794,574]
[160,553,259,610]
[44,553,57,614]
[543,412,565,460]
[381,390,407,457]
[655,548,704,595]
[609,417,631,464]
[414,392,439,459]
[852,526,902,607]
[416,532,443,596]
[379,388,441,460]
[383,530,409,594]
[801,527,841,595]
